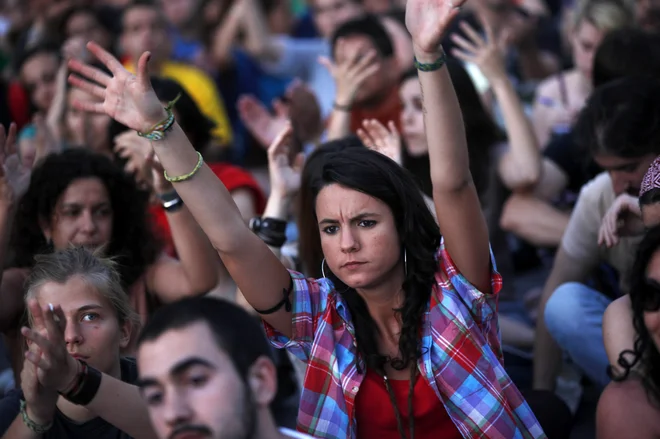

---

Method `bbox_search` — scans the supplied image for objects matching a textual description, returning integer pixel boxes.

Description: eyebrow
[318,212,379,226]
[77,304,104,313]
[136,357,216,389]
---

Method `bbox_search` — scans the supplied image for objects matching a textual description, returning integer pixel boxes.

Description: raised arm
[406,0,491,292]
[67,43,294,338]
[451,21,541,191]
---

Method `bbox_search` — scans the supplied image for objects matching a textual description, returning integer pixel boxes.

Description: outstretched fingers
[86,41,124,75]
[67,74,106,99]
[68,59,111,87]
[5,123,17,157]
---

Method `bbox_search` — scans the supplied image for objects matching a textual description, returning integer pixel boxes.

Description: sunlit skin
[42,178,113,251]
[137,322,282,439]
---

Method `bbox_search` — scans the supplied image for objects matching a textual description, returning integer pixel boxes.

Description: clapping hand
[357,119,402,166]
[268,123,304,198]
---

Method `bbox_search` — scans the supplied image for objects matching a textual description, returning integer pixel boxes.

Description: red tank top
[355,368,462,439]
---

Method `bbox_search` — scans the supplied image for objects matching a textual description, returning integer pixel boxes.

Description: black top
[0,358,138,439]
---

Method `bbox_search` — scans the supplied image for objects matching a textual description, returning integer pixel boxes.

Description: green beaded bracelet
[137,93,182,141]
[413,50,447,72]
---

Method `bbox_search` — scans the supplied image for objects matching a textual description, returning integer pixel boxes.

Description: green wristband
[413,50,447,72]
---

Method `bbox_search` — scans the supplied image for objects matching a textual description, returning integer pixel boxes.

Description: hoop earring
[321,258,327,279]
[404,248,408,276]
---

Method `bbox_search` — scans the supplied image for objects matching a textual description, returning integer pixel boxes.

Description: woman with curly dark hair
[0,147,218,382]
[597,226,660,438]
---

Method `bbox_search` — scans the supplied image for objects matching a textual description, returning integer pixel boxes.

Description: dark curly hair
[298,138,441,373]
[609,225,660,407]
[10,148,162,288]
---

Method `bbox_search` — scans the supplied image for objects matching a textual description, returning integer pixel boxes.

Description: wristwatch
[158,190,184,213]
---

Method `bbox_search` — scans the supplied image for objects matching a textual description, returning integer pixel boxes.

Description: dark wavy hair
[609,225,660,407]
[10,148,161,288]
[574,76,660,160]
[298,138,441,372]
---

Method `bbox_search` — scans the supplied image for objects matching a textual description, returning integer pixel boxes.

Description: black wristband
[62,361,102,406]
[249,217,287,234]
[159,190,184,213]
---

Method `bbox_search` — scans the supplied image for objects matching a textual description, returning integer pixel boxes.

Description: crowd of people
[0,0,658,437]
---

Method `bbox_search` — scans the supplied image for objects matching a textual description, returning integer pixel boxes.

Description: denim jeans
[544,282,612,388]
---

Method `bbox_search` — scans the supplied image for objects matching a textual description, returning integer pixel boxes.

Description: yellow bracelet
[163,151,204,183]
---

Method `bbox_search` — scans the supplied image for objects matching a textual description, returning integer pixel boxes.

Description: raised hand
[319,39,379,108]
[357,119,402,166]
[268,124,304,198]
[405,0,466,55]
[21,300,79,393]
[237,95,288,149]
[114,130,154,191]
[0,123,30,208]
[451,21,507,81]
[20,345,59,427]
[67,42,166,133]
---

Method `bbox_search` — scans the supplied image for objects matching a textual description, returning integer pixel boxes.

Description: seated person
[0,248,154,438]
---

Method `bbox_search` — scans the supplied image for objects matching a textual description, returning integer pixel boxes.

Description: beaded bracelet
[164,151,204,183]
[20,400,53,433]
[137,93,182,141]
[413,49,447,72]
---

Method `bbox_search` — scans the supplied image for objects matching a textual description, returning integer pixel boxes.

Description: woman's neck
[357,267,406,338]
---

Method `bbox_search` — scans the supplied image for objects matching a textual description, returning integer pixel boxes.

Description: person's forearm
[148,122,248,253]
[326,108,352,140]
[162,205,219,294]
[209,1,243,70]
[84,374,156,439]
[500,194,570,247]
[241,0,281,61]
[416,49,470,189]
[491,77,541,188]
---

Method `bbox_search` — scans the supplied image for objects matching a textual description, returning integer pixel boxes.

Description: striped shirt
[264,239,546,439]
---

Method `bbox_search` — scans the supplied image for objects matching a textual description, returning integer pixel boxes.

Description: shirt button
[352,386,359,393]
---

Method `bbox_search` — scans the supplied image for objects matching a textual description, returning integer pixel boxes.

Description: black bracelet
[250,217,287,247]
[61,361,102,406]
[253,276,293,315]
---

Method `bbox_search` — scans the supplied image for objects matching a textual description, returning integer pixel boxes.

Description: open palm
[406,0,466,53]
[67,42,165,133]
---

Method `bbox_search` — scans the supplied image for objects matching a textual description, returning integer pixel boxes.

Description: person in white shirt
[135,297,313,439]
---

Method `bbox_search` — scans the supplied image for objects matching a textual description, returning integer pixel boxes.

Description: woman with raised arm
[67,0,545,436]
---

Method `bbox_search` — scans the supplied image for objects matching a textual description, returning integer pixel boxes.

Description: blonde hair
[25,247,140,329]
[572,0,634,33]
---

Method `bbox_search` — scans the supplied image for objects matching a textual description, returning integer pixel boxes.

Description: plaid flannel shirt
[264,239,546,439]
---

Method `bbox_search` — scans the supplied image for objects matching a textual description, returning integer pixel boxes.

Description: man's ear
[245,356,278,408]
